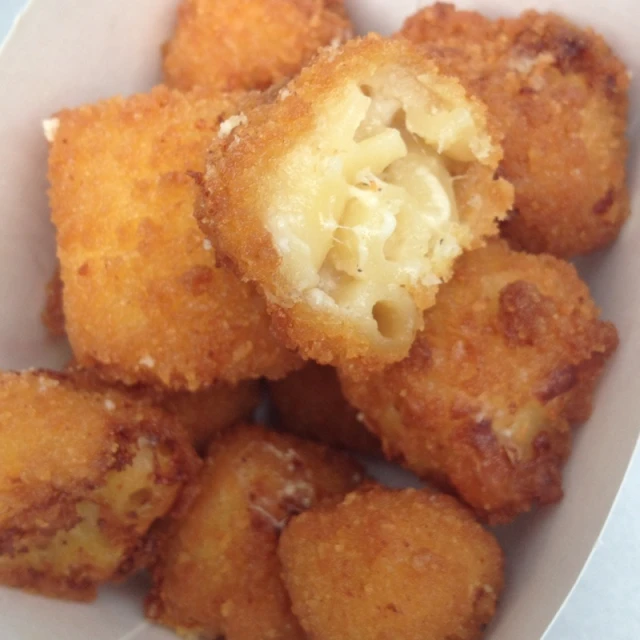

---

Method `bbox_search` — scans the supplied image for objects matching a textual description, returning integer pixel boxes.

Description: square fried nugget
[145,424,363,640]
[268,362,380,455]
[400,4,630,258]
[163,0,352,92]
[0,370,200,601]
[339,240,618,523]
[279,485,504,640]
[48,86,301,391]
[198,35,513,369]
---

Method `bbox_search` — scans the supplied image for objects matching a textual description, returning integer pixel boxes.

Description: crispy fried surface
[269,362,380,455]
[41,267,65,338]
[340,241,618,522]
[150,382,261,452]
[146,424,363,640]
[279,485,504,640]
[49,85,301,391]
[198,35,512,369]
[66,365,261,453]
[400,4,630,257]
[0,369,199,601]
[163,0,352,92]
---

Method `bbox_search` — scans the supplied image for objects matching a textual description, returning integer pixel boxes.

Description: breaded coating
[0,370,200,601]
[67,365,261,453]
[163,0,352,92]
[400,4,630,257]
[269,362,380,455]
[198,35,513,368]
[399,3,509,80]
[41,267,65,338]
[340,241,618,523]
[146,424,363,640]
[49,86,301,391]
[279,485,504,640]
[149,382,261,452]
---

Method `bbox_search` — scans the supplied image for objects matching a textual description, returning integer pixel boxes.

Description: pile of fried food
[1,1,629,638]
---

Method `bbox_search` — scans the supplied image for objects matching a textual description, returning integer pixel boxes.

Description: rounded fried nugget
[279,486,504,640]
[199,35,513,369]
[0,370,200,601]
[340,241,618,523]
[400,6,630,258]
[495,12,630,256]
[163,0,352,92]
[49,86,301,391]
[269,362,380,455]
[146,424,363,640]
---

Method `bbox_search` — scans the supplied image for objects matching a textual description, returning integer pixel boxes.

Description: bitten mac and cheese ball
[198,35,513,368]
[400,4,630,257]
[268,362,381,455]
[163,0,352,92]
[0,370,199,601]
[48,86,301,391]
[340,241,618,523]
[146,424,363,640]
[279,486,504,640]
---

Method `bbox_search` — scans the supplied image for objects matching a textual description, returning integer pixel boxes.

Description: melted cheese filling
[267,70,490,344]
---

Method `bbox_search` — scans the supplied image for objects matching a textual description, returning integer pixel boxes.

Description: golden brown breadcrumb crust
[146,424,363,640]
[269,362,380,455]
[400,4,630,257]
[339,241,618,522]
[66,364,261,454]
[49,86,301,391]
[41,267,65,338]
[163,0,352,92]
[147,382,261,452]
[0,369,200,601]
[198,35,512,369]
[279,485,504,640]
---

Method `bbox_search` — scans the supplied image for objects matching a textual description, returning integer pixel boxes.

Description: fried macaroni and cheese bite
[340,241,618,523]
[279,486,504,640]
[146,424,363,640]
[400,4,630,257]
[0,370,199,601]
[48,86,301,391]
[269,362,380,455]
[199,35,513,368]
[163,0,352,92]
